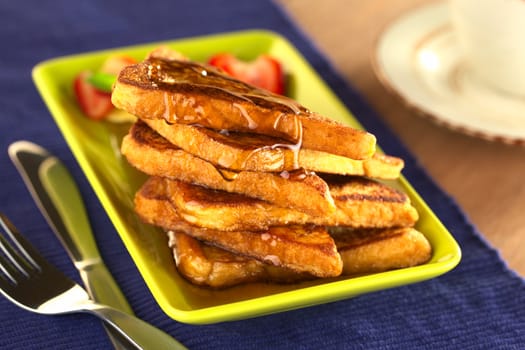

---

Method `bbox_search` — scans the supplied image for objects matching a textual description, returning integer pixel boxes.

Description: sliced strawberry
[73,71,113,120]
[208,53,238,75]
[208,53,285,95]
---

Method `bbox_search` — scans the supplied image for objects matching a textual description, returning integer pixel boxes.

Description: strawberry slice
[73,71,113,120]
[208,53,285,95]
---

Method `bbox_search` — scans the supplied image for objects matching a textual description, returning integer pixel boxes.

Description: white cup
[449,0,525,97]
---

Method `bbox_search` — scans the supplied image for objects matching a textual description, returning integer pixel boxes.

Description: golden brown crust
[121,121,336,215]
[167,222,431,288]
[331,227,432,275]
[112,55,376,160]
[167,177,418,231]
[324,175,419,228]
[168,231,312,288]
[135,177,343,278]
[143,118,402,178]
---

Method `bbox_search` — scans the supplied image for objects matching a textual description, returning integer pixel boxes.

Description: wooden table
[279,0,525,276]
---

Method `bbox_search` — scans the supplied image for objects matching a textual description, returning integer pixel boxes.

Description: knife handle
[39,156,99,262]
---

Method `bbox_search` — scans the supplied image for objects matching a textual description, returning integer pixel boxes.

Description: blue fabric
[1,0,524,349]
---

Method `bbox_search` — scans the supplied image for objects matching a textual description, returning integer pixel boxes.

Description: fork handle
[84,303,188,350]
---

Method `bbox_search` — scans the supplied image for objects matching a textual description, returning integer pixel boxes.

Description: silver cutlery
[8,141,187,349]
[9,140,133,349]
[0,213,186,349]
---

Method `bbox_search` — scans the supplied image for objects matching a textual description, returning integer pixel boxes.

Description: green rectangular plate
[32,30,461,324]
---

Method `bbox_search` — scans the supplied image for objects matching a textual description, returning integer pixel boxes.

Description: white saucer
[373,2,525,145]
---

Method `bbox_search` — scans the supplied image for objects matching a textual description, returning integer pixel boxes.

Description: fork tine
[0,213,41,272]
[0,249,18,285]
[0,226,33,279]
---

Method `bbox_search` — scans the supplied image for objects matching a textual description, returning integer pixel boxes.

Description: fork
[0,213,187,350]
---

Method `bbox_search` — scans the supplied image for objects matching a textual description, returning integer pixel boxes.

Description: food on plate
[167,174,418,230]
[208,53,285,95]
[332,227,431,275]
[168,231,312,288]
[121,121,336,215]
[136,184,430,287]
[135,176,343,278]
[112,48,376,160]
[73,50,288,123]
[137,176,418,232]
[100,55,137,76]
[73,55,137,122]
[141,117,403,176]
[111,47,431,288]
[169,227,430,288]
[73,72,114,120]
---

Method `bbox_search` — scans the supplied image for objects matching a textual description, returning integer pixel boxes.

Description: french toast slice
[112,50,376,160]
[330,227,432,275]
[168,230,313,288]
[122,121,336,215]
[134,176,343,278]
[168,226,430,288]
[324,174,419,229]
[142,118,403,178]
[166,177,418,231]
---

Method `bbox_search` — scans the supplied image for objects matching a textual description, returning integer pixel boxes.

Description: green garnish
[87,72,116,92]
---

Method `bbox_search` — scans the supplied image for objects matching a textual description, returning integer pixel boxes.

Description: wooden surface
[279,0,525,276]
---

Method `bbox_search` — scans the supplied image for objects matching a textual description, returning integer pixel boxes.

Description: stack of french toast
[111,47,431,288]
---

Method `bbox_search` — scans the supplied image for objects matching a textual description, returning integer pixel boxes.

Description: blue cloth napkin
[1,0,524,349]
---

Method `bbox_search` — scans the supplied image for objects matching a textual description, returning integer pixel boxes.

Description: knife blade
[8,140,134,349]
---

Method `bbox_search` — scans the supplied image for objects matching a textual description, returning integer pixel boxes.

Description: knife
[9,140,135,349]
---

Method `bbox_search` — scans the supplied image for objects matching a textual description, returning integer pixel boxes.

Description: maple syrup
[146,57,309,174]
[146,57,307,139]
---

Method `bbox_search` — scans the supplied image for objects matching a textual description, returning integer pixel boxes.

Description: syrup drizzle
[147,57,307,173]
[232,103,258,129]
[270,115,303,169]
[148,59,300,104]
[147,57,306,117]
[217,168,240,182]
[279,168,311,181]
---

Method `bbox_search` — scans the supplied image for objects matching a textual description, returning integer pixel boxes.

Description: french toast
[165,177,418,231]
[330,227,432,275]
[324,174,419,229]
[113,47,429,290]
[134,176,343,278]
[122,120,336,215]
[112,51,376,160]
[167,226,430,288]
[168,230,313,288]
[142,118,403,178]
